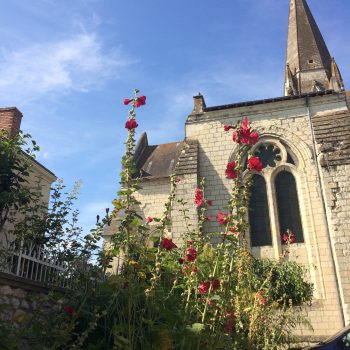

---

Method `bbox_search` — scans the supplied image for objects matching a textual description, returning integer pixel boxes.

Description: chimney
[0,107,23,137]
[192,93,206,114]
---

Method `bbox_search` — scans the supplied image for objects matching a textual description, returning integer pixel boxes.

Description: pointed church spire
[284,0,344,96]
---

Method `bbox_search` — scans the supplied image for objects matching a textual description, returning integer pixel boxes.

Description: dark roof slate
[137,141,185,179]
[313,110,350,167]
[175,140,198,176]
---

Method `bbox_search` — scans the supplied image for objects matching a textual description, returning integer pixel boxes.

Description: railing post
[15,240,24,276]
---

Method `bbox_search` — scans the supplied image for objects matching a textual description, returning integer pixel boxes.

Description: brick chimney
[0,107,23,137]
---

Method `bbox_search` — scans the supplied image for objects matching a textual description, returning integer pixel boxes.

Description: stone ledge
[0,271,67,294]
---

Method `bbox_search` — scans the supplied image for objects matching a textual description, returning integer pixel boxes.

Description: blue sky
[1,0,349,233]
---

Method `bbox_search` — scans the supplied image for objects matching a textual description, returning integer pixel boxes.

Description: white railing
[0,242,100,289]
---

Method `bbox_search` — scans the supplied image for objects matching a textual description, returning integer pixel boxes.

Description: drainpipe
[305,95,346,327]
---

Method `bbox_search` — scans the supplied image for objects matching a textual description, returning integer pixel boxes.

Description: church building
[106,0,350,338]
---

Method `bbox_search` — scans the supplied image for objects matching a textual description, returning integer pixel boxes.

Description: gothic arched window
[249,175,272,247]
[275,171,304,243]
[246,140,304,248]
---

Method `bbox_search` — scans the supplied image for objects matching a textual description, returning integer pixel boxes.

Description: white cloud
[0,33,131,104]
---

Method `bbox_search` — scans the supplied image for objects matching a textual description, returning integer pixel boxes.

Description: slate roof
[287,0,332,74]
[313,109,350,167]
[134,132,198,179]
[175,140,198,176]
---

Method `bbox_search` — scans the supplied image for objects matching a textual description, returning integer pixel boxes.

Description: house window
[247,141,304,246]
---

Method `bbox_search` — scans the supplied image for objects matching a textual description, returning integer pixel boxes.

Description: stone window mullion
[265,171,283,258]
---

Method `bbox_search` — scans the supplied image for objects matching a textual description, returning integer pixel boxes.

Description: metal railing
[0,242,103,289]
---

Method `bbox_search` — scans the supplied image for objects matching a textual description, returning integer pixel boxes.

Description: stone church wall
[183,93,348,336]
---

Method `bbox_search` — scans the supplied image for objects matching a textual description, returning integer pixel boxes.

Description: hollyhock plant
[283,230,296,244]
[217,212,230,225]
[227,226,239,235]
[232,117,259,145]
[198,281,211,295]
[226,161,237,179]
[212,278,220,291]
[124,98,133,105]
[134,95,146,107]
[63,306,75,316]
[185,242,197,262]
[250,131,259,145]
[125,119,138,130]
[161,238,177,251]
[248,157,263,172]
[194,188,204,207]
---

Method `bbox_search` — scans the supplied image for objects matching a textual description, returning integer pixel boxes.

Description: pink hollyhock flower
[224,125,233,132]
[217,212,230,225]
[125,119,138,130]
[161,238,177,251]
[134,95,146,107]
[241,117,249,132]
[250,131,259,145]
[123,98,132,105]
[194,188,204,207]
[185,242,197,262]
[64,306,75,316]
[226,161,237,179]
[206,216,211,221]
[226,226,239,235]
[198,281,211,295]
[256,290,267,305]
[212,278,220,290]
[248,157,263,172]
[146,217,153,223]
[175,177,181,184]
[283,231,296,244]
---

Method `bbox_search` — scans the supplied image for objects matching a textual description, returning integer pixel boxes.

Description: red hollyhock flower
[248,157,263,172]
[250,131,259,145]
[198,281,211,295]
[283,231,296,244]
[224,125,233,132]
[194,188,204,207]
[226,161,237,179]
[256,290,267,305]
[206,199,212,207]
[232,130,239,143]
[217,212,230,225]
[206,216,211,221]
[241,116,249,132]
[146,217,153,223]
[63,306,75,316]
[212,278,220,290]
[125,119,138,130]
[185,242,197,262]
[224,309,235,335]
[123,98,132,105]
[161,238,177,251]
[226,226,239,235]
[134,95,146,107]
